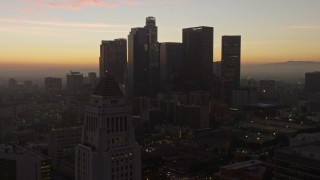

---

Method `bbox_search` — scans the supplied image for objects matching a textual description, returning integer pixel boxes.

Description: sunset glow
[1,0,319,68]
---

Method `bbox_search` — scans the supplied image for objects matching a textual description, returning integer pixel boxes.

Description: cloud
[288,25,320,30]
[0,18,128,28]
[29,0,136,10]
[26,0,187,10]
[31,0,82,10]
[20,6,47,13]
[0,25,128,35]
[122,0,141,5]
[0,17,130,35]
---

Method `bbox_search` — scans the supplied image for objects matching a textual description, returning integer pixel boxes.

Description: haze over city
[1,1,320,180]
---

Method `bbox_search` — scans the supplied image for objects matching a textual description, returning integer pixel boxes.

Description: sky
[1,0,320,68]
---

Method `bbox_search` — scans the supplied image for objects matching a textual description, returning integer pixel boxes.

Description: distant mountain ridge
[242,61,320,82]
[263,61,320,66]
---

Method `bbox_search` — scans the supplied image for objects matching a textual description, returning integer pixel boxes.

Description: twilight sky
[1,0,319,68]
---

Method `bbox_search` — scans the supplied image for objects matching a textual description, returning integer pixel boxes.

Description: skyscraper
[75,73,141,180]
[8,78,17,89]
[128,17,160,98]
[160,42,183,91]
[45,77,62,95]
[305,71,320,99]
[99,39,127,85]
[67,72,83,95]
[221,36,241,104]
[221,36,241,88]
[182,26,213,91]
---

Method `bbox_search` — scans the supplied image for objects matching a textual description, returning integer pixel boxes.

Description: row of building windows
[111,172,133,180]
[86,116,98,132]
[104,116,128,133]
[107,136,128,146]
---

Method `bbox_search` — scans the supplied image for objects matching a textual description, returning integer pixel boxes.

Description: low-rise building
[215,160,273,180]
[0,144,51,180]
[274,141,320,179]
[48,126,82,178]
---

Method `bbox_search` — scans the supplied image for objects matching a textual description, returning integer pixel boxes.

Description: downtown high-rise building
[305,71,320,100]
[88,72,98,88]
[160,42,183,91]
[221,36,241,88]
[99,39,127,85]
[67,71,83,95]
[75,73,141,180]
[182,26,213,91]
[8,78,17,89]
[128,17,160,98]
[45,77,62,95]
[221,35,241,104]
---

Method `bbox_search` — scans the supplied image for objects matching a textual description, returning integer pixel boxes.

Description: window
[107,118,110,133]
[111,117,114,133]
[124,117,127,131]
[116,117,119,132]
[120,117,123,131]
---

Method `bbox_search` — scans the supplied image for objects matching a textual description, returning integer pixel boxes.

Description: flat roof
[222,160,263,170]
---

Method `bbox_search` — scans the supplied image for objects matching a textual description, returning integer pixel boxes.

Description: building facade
[128,17,160,98]
[0,144,51,180]
[75,73,141,180]
[67,72,83,95]
[88,72,98,88]
[99,39,127,86]
[221,36,241,104]
[48,126,82,178]
[221,36,241,88]
[274,142,320,179]
[182,26,213,91]
[305,72,320,100]
[159,42,183,91]
[45,77,62,95]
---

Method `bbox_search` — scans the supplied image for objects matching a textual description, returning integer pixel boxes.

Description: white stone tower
[75,72,141,180]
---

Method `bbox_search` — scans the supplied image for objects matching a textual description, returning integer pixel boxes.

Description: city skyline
[1,2,320,178]
[1,0,320,68]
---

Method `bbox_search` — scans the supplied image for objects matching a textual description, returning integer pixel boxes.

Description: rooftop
[223,160,263,170]
[0,144,49,160]
[92,72,124,98]
[290,141,320,160]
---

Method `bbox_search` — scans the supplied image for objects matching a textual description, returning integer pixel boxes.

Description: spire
[92,72,124,97]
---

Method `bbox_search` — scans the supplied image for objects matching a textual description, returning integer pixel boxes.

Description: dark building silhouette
[0,145,51,180]
[213,61,222,79]
[259,80,276,93]
[88,72,98,88]
[221,36,241,87]
[182,26,213,91]
[99,39,127,85]
[274,142,320,179]
[45,77,62,95]
[160,42,183,91]
[8,78,17,89]
[128,16,160,98]
[66,72,83,95]
[23,81,32,89]
[305,72,320,99]
[221,35,241,104]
